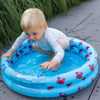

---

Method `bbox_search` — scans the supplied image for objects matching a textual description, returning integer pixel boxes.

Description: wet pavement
[0,0,100,100]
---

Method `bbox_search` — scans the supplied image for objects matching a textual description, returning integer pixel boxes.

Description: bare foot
[47,53,63,71]
[51,61,63,71]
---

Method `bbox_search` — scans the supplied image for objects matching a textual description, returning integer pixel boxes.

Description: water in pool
[12,51,86,76]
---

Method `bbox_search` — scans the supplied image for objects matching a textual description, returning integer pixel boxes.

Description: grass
[0,0,90,48]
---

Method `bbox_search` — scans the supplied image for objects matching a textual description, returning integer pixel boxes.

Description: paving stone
[0,0,100,100]
[47,0,100,35]
[0,85,35,100]
[66,75,99,100]
[0,74,4,89]
[67,7,100,42]
[0,75,98,100]
[89,76,100,100]
[0,84,64,100]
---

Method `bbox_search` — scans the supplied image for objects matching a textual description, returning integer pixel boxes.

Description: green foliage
[0,0,90,47]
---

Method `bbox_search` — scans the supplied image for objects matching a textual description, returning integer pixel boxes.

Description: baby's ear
[44,23,47,31]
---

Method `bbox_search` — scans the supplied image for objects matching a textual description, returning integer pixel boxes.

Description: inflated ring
[1,37,98,98]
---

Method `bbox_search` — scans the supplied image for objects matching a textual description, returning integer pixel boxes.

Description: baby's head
[21,8,46,31]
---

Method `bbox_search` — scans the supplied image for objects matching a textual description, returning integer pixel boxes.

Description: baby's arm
[1,32,27,60]
[47,36,64,64]
[40,33,64,70]
[40,47,64,70]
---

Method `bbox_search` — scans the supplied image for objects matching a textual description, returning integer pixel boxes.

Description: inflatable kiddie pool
[1,37,98,98]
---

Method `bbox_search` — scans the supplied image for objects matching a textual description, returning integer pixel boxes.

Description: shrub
[0,0,90,47]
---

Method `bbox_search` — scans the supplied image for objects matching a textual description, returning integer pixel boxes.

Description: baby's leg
[33,44,54,57]
[33,39,69,56]
[58,39,69,50]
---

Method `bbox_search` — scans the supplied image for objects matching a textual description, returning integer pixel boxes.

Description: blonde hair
[21,8,46,31]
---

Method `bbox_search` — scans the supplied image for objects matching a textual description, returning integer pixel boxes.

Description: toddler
[1,8,69,71]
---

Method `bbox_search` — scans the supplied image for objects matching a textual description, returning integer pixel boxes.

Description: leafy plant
[0,0,90,47]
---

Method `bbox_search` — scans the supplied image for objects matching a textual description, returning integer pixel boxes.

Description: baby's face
[25,26,46,42]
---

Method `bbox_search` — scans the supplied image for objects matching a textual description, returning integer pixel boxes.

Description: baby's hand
[1,49,15,60]
[1,52,12,60]
[39,61,51,70]
[39,59,58,70]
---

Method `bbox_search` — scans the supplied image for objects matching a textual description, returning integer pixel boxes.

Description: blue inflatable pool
[1,37,98,98]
